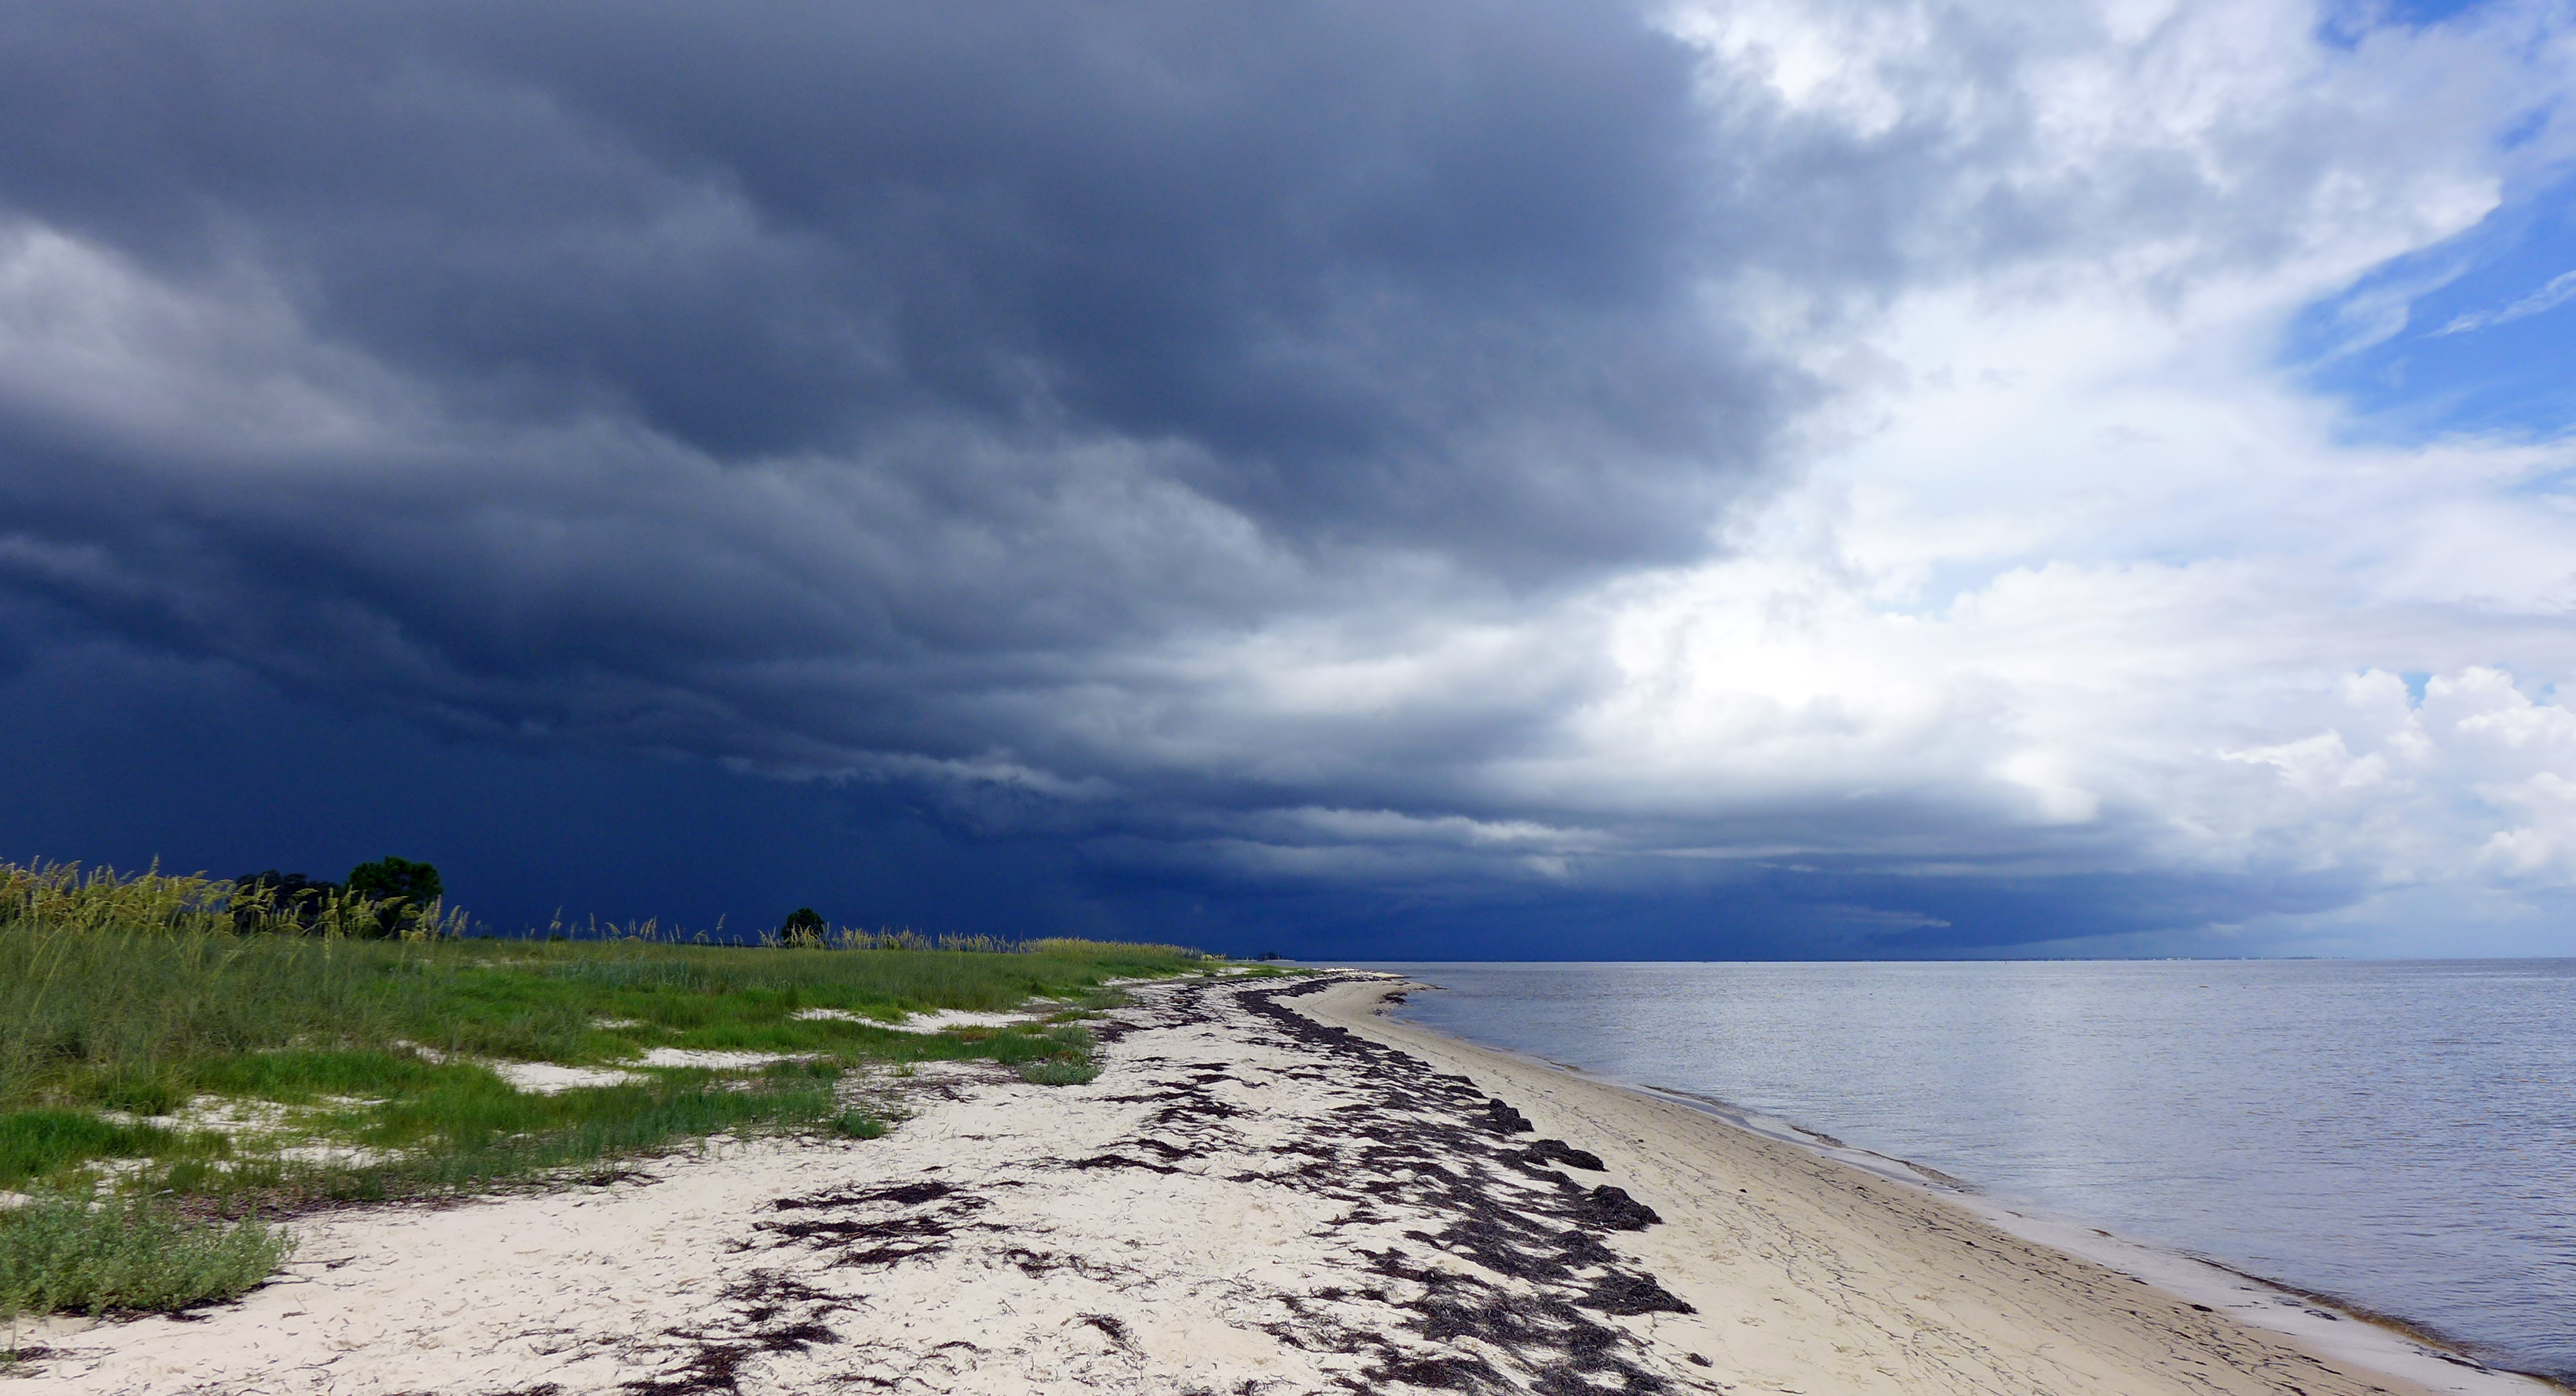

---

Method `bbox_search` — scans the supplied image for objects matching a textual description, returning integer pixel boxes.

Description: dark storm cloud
[0,0,1779,569]
[0,603,2360,956]
[0,0,1969,875]
[4,0,2511,951]
[0,0,1835,787]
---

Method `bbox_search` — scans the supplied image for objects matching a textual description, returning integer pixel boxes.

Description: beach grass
[0,859,1209,1314]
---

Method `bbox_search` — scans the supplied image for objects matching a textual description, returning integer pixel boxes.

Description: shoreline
[1643,1085,2556,1393]
[17,970,2547,1394]
[1352,971,2571,1396]
[1301,975,2563,1396]
[1607,1082,2559,1394]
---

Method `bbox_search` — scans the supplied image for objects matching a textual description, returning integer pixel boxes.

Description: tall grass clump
[0,863,452,1117]
[0,1194,294,1319]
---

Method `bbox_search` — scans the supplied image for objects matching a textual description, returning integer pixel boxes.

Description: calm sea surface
[1366,960,2576,1381]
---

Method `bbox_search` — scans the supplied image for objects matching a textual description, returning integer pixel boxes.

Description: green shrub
[345,857,441,907]
[776,907,827,949]
[828,1111,888,1139]
[0,1194,294,1318]
[1015,1060,1099,1086]
[344,858,442,936]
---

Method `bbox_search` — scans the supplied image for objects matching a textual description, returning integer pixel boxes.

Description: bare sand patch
[489,1062,642,1094]
[891,1009,1037,1033]
[635,1048,808,1070]
[791,1007,1038,1033]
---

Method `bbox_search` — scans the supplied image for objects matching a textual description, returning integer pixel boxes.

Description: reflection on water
[1368,959,2576,1381]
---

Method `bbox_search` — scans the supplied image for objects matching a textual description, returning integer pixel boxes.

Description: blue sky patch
[2289,170,2576,443]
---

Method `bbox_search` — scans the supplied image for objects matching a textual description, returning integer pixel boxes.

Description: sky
[3,0,2575,960]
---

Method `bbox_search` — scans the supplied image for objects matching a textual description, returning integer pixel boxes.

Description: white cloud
[1118,0,2576,944]
[2437,267,2576,334]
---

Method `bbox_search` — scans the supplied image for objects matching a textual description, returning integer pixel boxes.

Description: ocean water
[1368,959,2576,1381]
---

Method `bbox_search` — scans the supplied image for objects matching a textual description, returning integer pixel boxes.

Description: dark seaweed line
[615,973,1713,1395]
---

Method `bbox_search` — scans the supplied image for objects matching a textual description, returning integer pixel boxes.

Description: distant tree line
[232,856,444,937]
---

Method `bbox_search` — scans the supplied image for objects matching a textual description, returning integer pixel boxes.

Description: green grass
[0,1193,294,1320]
[0,859,1208,1316]
[1,1112,186,1190]
[1015,1060,1102,1086]
[829,1110,891,1139]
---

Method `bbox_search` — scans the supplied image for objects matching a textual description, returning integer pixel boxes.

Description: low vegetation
[1,1193,293,1320]
[0,859,1210,1321]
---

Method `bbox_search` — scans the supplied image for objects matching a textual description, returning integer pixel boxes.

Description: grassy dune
[0,861,1208,1321]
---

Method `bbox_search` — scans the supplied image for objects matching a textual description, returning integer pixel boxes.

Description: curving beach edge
[17,972,2553,1395]
[1305,976,2563,1396]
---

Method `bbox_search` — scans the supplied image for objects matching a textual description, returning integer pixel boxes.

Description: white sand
[792,1007,1037,1033]
[886,1008,1041,1033]
[19,974,2538,1396]
[401,1041,648,1092]
[490,1062,641,1093]
[635,1048,808,1070]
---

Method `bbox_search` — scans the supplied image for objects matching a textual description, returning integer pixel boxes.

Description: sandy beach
[15,973,2548,1395]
